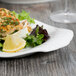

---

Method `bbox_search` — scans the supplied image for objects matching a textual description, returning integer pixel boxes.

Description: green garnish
[14,21,19,25]
[36,25,39,35]
[25,34,44,47]
[2,17,12,20]
[25,25,49,47]
[10,20,14,24]
[2,17,7,20]
[24,26,44,47]
[1,17,19,26]
[11,10,35,24]
[1,23,7,26]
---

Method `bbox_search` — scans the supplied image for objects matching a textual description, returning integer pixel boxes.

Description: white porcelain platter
[0,20,74,58]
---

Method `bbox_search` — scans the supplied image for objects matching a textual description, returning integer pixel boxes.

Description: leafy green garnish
[24,25,49,47]
[24,25,45,47]
[25,34,44,47]
[12,11,18,18]
[11,10,35,24]
[36,25,39,35]
[25,25,44,47]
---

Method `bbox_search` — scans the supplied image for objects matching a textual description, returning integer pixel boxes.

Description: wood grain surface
[0,0,76,76]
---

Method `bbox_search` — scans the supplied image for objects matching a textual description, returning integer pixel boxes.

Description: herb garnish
[11,10,35,24]
[25,25,49,47]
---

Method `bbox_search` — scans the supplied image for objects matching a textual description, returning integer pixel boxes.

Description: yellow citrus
[3,35,26,53]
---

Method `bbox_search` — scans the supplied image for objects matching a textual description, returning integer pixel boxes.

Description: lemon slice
[3,35,26,53]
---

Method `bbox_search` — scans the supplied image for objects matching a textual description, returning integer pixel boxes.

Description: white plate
[0,20,74,58]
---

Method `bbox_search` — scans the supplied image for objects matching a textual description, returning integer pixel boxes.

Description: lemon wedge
[3,35,26,53]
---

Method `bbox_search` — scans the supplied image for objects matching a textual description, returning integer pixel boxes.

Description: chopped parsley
[14,21,19,25]
[1,17,19,26]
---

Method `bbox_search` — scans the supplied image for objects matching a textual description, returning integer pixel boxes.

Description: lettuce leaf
[12,10,35,24]
[25,34,44,47]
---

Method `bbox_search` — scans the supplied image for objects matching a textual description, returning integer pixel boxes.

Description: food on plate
[12,10,35,24]
[25,25,49,47]
[3,35,26,53]
[0,8,32,37]
[0,8,49,53]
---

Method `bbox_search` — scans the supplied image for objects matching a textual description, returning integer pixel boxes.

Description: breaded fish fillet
[0,8,24,37]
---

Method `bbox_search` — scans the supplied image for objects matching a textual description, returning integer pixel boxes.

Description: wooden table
[0,1,76,76]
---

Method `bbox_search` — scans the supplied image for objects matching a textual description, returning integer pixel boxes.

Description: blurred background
[0,0,55,4]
